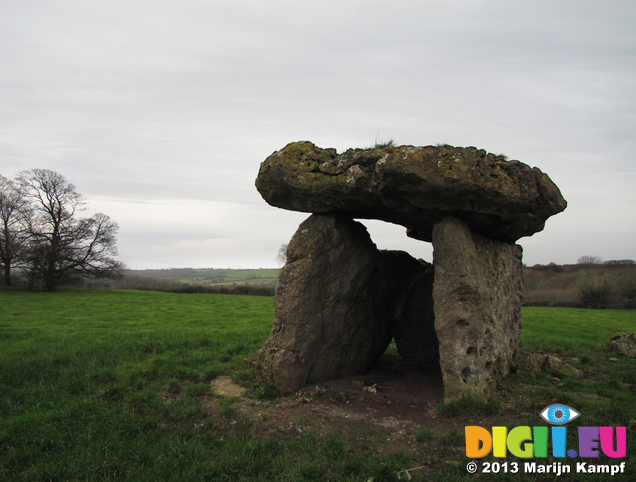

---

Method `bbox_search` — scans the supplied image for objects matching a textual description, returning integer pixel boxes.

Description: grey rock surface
[432,217,524,401]
[606,332,636,358]
[393,260,439,370]
[256,141,567,243]
[255,214,422,394]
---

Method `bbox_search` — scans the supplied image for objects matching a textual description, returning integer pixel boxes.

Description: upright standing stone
[432,217,524,402]
[393,260,439,369]
[255,214,422,394]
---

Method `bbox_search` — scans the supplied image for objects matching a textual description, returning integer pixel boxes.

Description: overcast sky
[2,0,635,269]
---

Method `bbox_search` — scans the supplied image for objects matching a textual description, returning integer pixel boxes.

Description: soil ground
[199,353,537,476]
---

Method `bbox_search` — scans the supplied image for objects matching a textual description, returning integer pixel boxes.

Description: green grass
[507,307,636,436]
[436,395,501,418]
[122,268,281,287]
[1,290,634,480]
[520,306,636,355]
[0,289,277,480]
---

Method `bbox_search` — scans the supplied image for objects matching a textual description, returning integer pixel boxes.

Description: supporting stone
[255,214,423,394]
[432,217,524,402]
[393,261,439,370]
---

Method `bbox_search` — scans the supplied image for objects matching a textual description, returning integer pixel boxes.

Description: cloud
[1,0,635,268]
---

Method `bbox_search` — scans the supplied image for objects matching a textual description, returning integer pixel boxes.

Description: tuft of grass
[166,377,181,394]
[439,428,462,447]
[185,383,210,397]
[436,394,501,418]
[248,384,280,401]
[375,138,395,149]
[415,428,435,444]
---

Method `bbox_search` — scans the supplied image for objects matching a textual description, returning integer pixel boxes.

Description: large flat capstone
[255,141,567,243]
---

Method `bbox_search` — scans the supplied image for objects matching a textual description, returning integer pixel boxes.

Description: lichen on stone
[256,140,566,243]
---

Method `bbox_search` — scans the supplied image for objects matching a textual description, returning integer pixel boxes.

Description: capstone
[256,141,566,243]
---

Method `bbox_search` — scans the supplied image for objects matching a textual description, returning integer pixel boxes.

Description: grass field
[121,268,281,287]
[0,289,634,480]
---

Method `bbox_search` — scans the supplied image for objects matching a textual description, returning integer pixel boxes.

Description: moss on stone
[255,140,567,243]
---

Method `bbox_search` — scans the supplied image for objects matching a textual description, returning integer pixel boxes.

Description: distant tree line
[577,255,635,266]
[525,259,636,309]
[94,274,276,296]
[0,169,124,291]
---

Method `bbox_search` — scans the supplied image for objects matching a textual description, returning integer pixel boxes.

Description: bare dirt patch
[200,353,534,466]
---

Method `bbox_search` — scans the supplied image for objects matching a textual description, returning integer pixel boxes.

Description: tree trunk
[3,263,11,286]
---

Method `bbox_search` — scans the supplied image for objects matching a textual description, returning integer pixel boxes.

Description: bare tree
[0,175,30,285]
[276,243,288,266]
[17,169,124,291]
[577,255,603,265]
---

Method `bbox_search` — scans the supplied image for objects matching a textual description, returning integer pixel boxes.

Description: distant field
[117,263,636,309]
[121,267,281,286]
[1,289,634,480]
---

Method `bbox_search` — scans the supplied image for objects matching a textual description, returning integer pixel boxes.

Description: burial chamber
[253,141,567,402]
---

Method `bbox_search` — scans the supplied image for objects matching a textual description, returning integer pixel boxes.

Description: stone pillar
[255,214,422,394]
[393,261,439,370]
[432,217,524,402]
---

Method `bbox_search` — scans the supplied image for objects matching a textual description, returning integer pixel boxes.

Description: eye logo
[540,404,580,425]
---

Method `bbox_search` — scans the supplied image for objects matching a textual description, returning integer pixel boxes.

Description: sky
[1,0,635,270]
